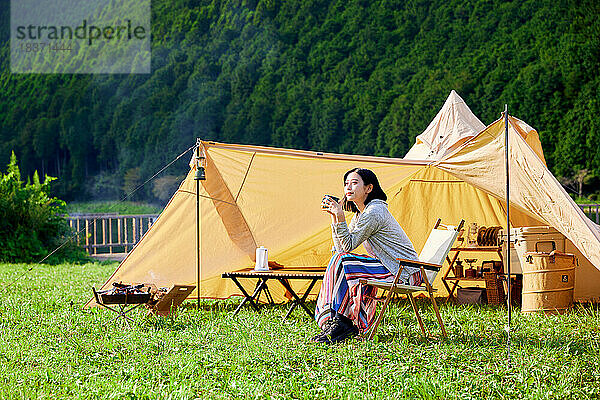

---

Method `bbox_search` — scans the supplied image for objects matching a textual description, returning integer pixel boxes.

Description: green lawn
[66,201,163,215]
[0,262,599,399]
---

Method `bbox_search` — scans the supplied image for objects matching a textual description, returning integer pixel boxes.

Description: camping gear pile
[95,282,152,305]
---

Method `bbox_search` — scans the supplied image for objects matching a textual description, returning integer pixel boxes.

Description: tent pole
[505,104,512,366]
[194,138,205,310]
[196,141,200,309]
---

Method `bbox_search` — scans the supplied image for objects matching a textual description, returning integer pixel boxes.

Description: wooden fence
[66,213,159,257]
[578,204,600,224]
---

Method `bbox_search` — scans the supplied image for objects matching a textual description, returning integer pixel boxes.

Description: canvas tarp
[88,141,600,305]
[90,145,428,304]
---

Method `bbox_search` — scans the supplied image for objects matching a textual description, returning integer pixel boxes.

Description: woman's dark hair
[342,168,387,213]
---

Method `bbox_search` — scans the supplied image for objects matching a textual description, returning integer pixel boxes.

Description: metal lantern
[194,141,206,181]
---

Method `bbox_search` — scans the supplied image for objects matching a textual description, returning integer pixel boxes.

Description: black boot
[310,309,337,342]
[316,314,358,344]
[310,318,335,342]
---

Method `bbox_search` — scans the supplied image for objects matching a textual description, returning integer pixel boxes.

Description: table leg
[441,278,453,301]
[276,277,314,318]
[446,280,460,302]
[96,302,127,327]
[102,304,138,327]
[255,280,263,304]
[104,309,126,327]
[442,250,460,302]
[263,279,275,305]
[230,276,262,315]
[444,251,460,279]
[255,279,270,305]
[283,278,318,320]
[119,305,133,328]
[121,303,145,318]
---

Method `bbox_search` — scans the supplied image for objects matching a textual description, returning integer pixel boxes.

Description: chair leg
[367,286,394,340]
[428,291,447,337]
[408,292,427,337]
[366,266,405,340]
[420,266,447,338]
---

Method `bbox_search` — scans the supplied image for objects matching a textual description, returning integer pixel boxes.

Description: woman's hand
[321,195,345,222]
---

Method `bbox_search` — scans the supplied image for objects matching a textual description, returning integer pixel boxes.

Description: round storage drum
[521,251,576,314]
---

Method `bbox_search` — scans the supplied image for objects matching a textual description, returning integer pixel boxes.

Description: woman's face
[344,172,372,205]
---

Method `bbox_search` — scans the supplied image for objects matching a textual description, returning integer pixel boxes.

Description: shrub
[0,152,88,263]
[152,174,184,203]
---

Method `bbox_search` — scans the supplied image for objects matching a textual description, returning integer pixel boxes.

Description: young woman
[312,168,421,344]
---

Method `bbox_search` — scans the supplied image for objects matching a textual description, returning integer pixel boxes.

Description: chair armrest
[396,258,441,271]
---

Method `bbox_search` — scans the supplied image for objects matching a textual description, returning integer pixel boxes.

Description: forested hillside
[1,0,599,201]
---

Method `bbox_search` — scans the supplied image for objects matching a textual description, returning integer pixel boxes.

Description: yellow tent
[89,96,600,306]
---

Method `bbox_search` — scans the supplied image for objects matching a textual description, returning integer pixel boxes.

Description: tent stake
[505,104,512,367]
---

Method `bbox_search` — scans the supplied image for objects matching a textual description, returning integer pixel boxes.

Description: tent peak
[404,90,485,161]
[446,90,462,105]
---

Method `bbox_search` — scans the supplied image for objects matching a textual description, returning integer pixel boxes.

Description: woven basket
[484,272,506,306]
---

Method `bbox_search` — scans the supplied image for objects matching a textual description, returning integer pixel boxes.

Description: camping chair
[361,218,464,339]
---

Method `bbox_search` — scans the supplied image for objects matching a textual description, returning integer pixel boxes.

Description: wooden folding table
[221,267,325,320]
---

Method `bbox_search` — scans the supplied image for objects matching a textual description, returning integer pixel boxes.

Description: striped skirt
[315,253,394,332]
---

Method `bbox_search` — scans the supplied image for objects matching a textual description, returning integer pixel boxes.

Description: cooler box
[500,226,566,274]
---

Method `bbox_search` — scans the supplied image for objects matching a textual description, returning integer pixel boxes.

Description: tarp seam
[235,152,256,202]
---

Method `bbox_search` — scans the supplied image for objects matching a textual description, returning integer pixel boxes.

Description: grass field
[66,202,163,215]
[0,262,599,399]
